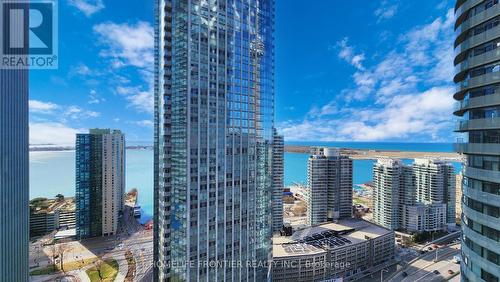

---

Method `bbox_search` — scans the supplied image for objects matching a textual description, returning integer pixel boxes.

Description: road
[389,243,461,282]
[29,205,153,281]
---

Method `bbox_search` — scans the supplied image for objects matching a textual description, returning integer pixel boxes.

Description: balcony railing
[454,24,500,72]
[455,142,500,155]
[455,3,500,45]
[455,49,500,82]
[455,117,500,131]
[454,93,500,115]
[464,166,500,183]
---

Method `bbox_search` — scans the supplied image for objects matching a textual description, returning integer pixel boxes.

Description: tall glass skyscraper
[271,128,284,233]
[76,129,125,239]
[154,0,275,281]
[454,0,500,281]
[0,70,29,282]
[0,6,29,279]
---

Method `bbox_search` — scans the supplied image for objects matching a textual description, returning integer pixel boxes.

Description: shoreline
[285,145,462,161]
[29,145,153,152]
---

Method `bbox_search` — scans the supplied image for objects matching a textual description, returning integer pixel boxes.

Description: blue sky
[29,0,457,145]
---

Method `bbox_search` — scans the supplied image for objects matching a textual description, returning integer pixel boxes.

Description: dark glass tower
[76,133,103,239]
[154,0,275,281]
[0,8,29,279]
[454,0,500,281]
[75,129,125,239]
[272,128,284,233]
[0,70,29,281]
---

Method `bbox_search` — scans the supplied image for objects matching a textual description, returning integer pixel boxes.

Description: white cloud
[29,122,80,146]
[117,86,153,114]
[29,99,100,121]
[280,87,454,142]
[132,120,154,127]
[93,21,154,69]
[374,1,398,22]
[29,100,59,113]
[308,101,337,118]
[335,37,365,70]
[68,0,104,17]
[280,9,456,142]
[71,63,92,76]
[63,106,100,119]
[88,89,104,104]
[92,21,154,114]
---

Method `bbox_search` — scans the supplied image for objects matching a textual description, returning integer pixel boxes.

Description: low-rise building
[29,198,76,237]
[272,219,395,281]
[403,203,447,233]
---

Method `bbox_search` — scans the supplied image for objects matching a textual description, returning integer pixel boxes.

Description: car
[452,255,462,264]
[448,269,454,274]
[433,270,440,275]
[402,272,408,277]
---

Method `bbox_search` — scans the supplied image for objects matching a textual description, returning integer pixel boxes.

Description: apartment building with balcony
[454,0,500,281]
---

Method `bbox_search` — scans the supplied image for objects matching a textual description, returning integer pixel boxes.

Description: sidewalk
[113,253,129,282]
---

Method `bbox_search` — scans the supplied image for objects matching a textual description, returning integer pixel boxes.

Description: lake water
[29,142,461,222]
[30,149,154,223]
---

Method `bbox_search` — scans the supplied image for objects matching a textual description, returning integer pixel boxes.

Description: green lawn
[30,257,99,276]
[86,259,119,282]
[353,197,369,206]
[30,265,57,276]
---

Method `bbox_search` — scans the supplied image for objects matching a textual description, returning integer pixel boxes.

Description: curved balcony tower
[454,1,500,281]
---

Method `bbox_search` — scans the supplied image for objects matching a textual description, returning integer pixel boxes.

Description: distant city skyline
[28,0,457,146]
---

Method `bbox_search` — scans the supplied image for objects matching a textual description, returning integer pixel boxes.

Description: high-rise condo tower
[154,0,275,281]
[75,129,125,239]
[454,0,500,280]
[307,148,353,226]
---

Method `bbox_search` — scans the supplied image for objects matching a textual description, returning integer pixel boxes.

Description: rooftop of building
[87,128,123,135]
[30,197,75,214]
[309,147,352,159]
[273,219,393,258]
[375,158,453,167]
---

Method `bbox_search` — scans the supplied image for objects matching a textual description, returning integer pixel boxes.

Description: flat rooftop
[273,219,393,258]
[30,197,75,214]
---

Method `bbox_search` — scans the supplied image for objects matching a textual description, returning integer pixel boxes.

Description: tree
[56,243,72,272]
[55,194,64,202]
[94,258,105,281]
[47,245,58,269]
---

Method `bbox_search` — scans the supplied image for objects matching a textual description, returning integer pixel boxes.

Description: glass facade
[0,69,29,281]
[454,0,500,281]
[154,0,275,281]
[75,129,124,239]
[76,134,103,239]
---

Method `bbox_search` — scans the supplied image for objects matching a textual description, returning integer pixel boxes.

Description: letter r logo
[2,1,53,55]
